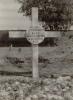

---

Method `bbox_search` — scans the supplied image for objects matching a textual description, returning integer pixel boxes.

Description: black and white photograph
[0,0,73,100]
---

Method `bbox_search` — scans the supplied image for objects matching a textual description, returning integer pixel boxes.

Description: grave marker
[9,7,61,80]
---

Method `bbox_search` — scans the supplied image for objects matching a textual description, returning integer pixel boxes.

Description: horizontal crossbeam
[9,30,61,38]
[45,31,61,37]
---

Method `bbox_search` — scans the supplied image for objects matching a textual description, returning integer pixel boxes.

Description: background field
[0,45,73,77]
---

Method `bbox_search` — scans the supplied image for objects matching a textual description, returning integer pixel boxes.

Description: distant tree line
[17,0,73,30]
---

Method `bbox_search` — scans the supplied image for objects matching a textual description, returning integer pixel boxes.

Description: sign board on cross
[26,26,45,44]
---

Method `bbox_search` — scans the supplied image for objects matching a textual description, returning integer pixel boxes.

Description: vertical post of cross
[32,44,39,79]
[32,7,38,27]
[32,7,39,79]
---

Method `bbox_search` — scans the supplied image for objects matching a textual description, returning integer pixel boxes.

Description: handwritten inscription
[26,27,45,44]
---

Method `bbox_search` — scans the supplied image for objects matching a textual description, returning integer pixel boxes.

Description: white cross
[9,7,61,80]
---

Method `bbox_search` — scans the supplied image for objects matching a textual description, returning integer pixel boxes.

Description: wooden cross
[9,7,61,80]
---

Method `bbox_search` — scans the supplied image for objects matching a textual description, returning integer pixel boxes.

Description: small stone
[44,86,50,92]
[56,76,64,83]
[63,76,71,81]
[15,81,20,85]
[38,94,47,100]
[42,78,50,85]
[25,96,31,100]
[53,86,58,91]
[31,95,38,100]
[47,94,64,100]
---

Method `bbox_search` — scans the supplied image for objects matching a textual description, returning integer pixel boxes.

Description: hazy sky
[0,0,31,30]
